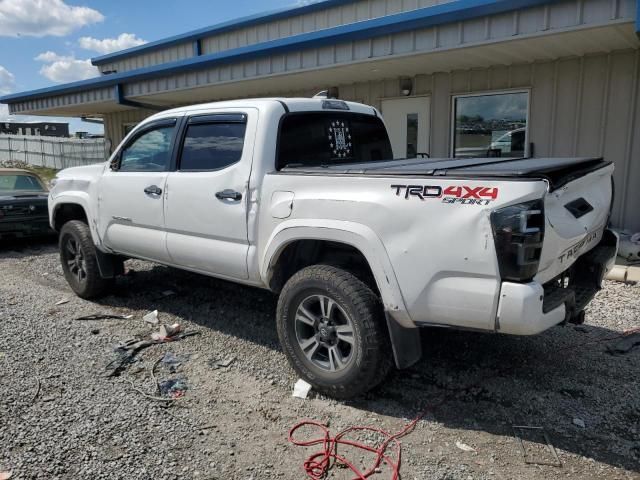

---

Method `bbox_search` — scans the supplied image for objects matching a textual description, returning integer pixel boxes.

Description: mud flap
[385,313,422,369]
[95,249,124,279]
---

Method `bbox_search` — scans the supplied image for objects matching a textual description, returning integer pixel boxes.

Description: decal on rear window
[328,120,353,159]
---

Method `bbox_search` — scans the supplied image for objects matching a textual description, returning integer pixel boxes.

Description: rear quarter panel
[259,173,548,330]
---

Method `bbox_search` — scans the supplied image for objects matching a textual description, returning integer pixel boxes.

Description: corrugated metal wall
[104,49,640,231]
[98,0,457,74]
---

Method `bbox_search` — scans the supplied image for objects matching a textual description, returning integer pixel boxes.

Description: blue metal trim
[2,0,559,104]
[91,0,357,66]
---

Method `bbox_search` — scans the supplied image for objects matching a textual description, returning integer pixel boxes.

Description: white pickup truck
[49,97,618,398]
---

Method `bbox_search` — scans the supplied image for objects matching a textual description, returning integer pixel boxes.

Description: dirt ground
[1,238,639,480]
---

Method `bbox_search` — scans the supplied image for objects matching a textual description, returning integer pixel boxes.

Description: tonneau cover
[281,156,611,190]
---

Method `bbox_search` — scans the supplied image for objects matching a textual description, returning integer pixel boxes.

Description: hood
[57,163,107,180]
[0,191,48,201]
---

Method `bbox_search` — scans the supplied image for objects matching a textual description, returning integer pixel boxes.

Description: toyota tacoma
[48,98,618,398]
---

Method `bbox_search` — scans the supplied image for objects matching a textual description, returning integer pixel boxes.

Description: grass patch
[27,166,59,183]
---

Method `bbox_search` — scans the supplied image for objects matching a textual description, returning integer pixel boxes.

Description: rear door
[164,110,256,279]
[381,97,430,159]
[98,118,179,262]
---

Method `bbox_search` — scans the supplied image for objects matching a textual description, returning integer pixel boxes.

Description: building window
[452,91,529,158]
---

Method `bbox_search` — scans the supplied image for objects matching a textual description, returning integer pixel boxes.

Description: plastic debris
[455,441,477,453]
[143,310,159,325]
[151,323,182,341]
[573,418,586,428]
[292,379,312,399]
[55,298,69,306]
[105,328,199,377]
[159,377,188,398]
[75,313,133,321]
[208,356,236,369]
[161,352,181,365]
[0,471,12,480]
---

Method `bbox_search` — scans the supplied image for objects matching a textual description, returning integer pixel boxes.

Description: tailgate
[535,162,614,284]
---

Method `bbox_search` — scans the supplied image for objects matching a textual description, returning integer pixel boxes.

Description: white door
[164,111,256,280]
[98,120,177,263]
[381,97,431,159]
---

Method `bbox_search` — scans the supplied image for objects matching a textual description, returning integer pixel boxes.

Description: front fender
[49,192,100,245]
[260,219,413,328]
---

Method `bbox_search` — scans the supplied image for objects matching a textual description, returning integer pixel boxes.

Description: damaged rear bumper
[496,229,618,335]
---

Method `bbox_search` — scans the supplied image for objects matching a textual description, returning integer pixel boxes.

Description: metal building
[1,0,639,231]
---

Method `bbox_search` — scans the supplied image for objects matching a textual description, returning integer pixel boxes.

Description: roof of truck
[145,97,379,121]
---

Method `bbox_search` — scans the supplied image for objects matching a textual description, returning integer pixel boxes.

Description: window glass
[277,113,393,169]
[0,175,45,192]
[453,92,528,158]
[119,127,174,172]
[406,113,418,159]
[180,123,246,171]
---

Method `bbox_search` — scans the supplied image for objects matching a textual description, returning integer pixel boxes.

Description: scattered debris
[55,298,69,306]
[74,313,133,321]
[159,377,188,398]
[292,379,312,399]
[0,471,12,480]
[512,425,562,467]
[151,323,182,341]
[31,378,41,404]
[208,356,236,369]
[606,332,640,355]
[161,290,176,297]
[143,310,159,325]
[161,352,181,366]
[573,418,586,428]
[127,379,180,403]
[105,327,200,377]
[455,441,477,453]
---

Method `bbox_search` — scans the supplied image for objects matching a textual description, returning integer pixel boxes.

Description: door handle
[144,185,162,196]
[215,189,242,201]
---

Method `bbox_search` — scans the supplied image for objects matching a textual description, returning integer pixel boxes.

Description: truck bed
[280,156,611,191]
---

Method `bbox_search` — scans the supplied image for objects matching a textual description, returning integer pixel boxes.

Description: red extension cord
[288,326,640,479]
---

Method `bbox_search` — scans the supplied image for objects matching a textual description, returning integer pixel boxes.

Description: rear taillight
[491,200,545,282]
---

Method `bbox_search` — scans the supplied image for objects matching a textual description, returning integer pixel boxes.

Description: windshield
[0,174,46,193]
[277,112,393,169]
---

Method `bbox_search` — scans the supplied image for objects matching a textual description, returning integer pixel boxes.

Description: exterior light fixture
[400,77,413,96]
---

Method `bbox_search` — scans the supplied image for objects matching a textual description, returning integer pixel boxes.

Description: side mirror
[110,153,121,171]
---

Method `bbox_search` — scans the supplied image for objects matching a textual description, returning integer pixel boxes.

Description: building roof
[0,0,562,106]
[90,0,357,66]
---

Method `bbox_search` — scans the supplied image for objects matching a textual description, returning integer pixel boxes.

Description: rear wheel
[276,265,392,399]
[59,220,113,299]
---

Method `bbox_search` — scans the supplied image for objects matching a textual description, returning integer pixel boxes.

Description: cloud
[35,51,98,83]
[79,33,147,55]
[0,0,103,38]
[0,66,16,95]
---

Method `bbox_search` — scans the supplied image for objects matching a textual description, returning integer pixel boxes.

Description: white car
[48,97,617,398]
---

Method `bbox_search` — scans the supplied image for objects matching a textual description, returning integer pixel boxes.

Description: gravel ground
[1,238,639,480]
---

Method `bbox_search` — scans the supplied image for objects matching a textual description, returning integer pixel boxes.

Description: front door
[381,97,430,159]
[98,119,178,263]
[164,111,256,280]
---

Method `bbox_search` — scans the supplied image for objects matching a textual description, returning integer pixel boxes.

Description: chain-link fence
[0,135,108,169]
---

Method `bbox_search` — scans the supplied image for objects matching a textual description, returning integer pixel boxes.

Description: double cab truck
[49,98,617,398]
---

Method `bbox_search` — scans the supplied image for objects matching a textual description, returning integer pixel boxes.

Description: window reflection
[453,92,528,158]
[180,123,246,171]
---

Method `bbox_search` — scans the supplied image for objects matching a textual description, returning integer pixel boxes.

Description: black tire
[276,265,392,399]
[59,220,113,299]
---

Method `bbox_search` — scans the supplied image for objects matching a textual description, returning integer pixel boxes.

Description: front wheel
[276,265,392,399]
[59,220,113,299]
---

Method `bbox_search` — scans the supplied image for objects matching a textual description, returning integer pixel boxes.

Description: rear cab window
[276,112,392,170]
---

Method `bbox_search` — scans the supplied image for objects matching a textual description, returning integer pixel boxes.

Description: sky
[0,0,304,133]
